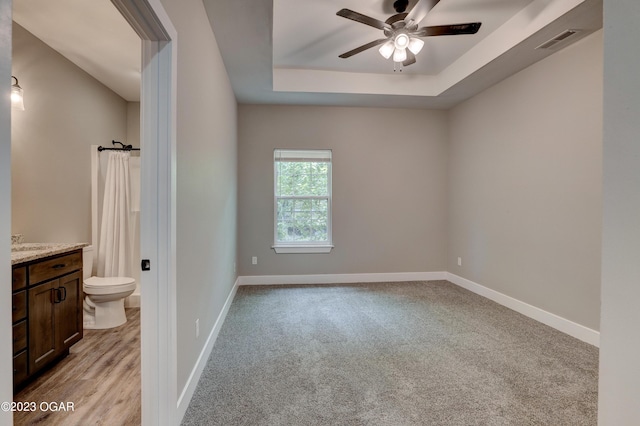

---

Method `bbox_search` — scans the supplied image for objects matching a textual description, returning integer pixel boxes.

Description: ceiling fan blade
[405,0,441,25]
[339,38,389,58]
[337,9,391,31]
[415,22,482,37]
[403,50,417,67]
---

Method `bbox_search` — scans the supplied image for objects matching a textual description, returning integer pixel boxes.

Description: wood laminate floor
[14,308,141,426]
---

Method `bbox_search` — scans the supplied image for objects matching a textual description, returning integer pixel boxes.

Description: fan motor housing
[393,0,409,13]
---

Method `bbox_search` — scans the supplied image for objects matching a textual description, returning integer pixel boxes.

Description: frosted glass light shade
[408,38,424,55]
[379,41,395,59]
[393,48,407,63]
[11,76,24,111]
[394,33,409,50]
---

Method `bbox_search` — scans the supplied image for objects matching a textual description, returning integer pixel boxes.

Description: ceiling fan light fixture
[408,37,424,55]
[393,48,407,63]
[379,40,395,59]
[394,33,409,50]
[336,5,483,70]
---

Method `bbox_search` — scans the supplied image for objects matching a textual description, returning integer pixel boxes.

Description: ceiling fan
[336,0,481,68]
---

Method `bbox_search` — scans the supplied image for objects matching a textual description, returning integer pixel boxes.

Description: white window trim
[273,149,333,254]
[272,245,334,254]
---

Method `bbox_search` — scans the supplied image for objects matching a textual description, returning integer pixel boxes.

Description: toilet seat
[84,276,136,295]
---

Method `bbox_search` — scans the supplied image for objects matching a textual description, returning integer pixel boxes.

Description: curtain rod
[97,140,140,152]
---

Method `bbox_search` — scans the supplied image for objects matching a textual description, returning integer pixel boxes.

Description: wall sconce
[11,76,24,111]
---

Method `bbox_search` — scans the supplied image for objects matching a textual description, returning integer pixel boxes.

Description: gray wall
[238,105,448,276]
[0,0,13,422]
[126,102,140,147]
[599,0,640,422]
[159,0,238,393]
[447,31,603,330]
[11,22,128,243]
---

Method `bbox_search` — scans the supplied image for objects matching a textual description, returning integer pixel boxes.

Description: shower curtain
[97,151,133,278]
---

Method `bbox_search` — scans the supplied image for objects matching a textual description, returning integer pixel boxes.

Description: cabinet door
[28,280,57,374]
[12,267,26,291]
[13,351,28,389]
[56,271,83,349]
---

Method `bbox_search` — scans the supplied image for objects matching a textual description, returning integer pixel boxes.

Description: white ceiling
[204,0,602,109]
[12,0,141,102]
[273,0,533,75]
[11,0,601,109]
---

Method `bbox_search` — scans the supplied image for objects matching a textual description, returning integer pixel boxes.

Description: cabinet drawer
[13,320,27,355]
[13,350,28,388]
[12,267,26,291]
[12,291,27,323]
[29,251,82,285]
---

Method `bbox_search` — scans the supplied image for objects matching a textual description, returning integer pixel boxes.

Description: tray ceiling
[11,0,602,109]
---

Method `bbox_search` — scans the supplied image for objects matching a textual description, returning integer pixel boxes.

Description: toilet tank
[82,246,94,280]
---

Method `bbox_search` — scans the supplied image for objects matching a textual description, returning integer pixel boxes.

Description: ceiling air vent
[536,29,580,50]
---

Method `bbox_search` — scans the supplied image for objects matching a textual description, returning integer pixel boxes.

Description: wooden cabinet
[28,272,82,375]
[28,280,58,374]
[56,272,83,348]
[12,267,28,389]
[12,267,26,291]
[11,250,83,391]
[12,290,27,323]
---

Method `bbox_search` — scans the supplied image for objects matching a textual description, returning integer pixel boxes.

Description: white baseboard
[238,271,599,347]
[175,272,598,420]
[176,277,239,422]
[238,271,447,286]
[446,272,600,347]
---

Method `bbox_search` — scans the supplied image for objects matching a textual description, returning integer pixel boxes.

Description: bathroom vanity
[11,242,87,392]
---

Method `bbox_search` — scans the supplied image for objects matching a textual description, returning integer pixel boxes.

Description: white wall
[599,0,640,423]
[238,105,448,276]
[447,31,603,330]
[11,23,128,243]
[158,0,238,394]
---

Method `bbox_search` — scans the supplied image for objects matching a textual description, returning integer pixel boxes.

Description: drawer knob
[52,264,66,270]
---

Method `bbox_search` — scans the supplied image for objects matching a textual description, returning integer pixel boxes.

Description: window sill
[272,245,334,254]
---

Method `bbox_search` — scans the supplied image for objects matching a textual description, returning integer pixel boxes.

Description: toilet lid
[84,276,135,288]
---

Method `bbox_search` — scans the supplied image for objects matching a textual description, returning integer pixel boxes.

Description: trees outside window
[273,149,332,253]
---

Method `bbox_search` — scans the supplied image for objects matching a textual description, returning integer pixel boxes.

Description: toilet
[82,246,136,329]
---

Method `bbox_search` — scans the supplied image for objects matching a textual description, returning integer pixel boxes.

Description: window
[273,149,333,253]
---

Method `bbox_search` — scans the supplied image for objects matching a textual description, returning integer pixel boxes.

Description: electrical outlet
[195,319,199,338]
[252,256,257,265]
[457,257,462,267]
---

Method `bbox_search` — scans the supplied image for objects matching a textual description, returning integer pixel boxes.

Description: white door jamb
[110,1,177,424]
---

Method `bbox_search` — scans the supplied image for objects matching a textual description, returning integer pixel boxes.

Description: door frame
[1,0,14,423]
[0,0,178,424]
[110,0,178,423]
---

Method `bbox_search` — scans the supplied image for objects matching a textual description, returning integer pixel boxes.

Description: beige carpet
[182,281,598,425]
